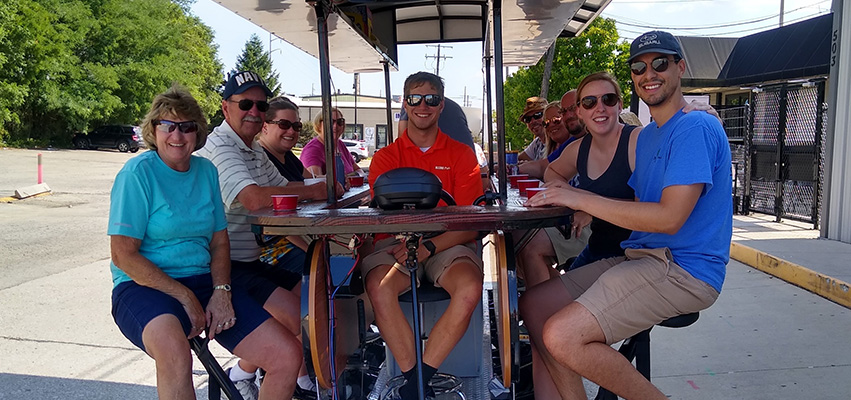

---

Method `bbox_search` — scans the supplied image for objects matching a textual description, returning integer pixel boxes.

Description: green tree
[502,17,630,150]
[0,0,223,147]
[234,34,282,96]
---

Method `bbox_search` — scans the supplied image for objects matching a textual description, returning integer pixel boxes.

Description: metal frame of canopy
[214,0,609,204]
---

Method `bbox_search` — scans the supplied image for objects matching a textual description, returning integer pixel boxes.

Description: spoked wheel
[117,140,131,152]
[74,138,89,149]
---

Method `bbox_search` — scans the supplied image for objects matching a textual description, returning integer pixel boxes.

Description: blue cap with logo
[222,71,273,100]
[629,31,684,63]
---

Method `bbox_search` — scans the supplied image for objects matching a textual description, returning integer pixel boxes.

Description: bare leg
[232,319,301,400]
[519,277,585,399]
[237,286,302,375]
[364,265,416,370]
[141,314,195,400]
[424,260,483,367]
[544,303,667,400]
[517,230,558,288]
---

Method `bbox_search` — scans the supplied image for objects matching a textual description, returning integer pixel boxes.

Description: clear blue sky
[190,0,831,105]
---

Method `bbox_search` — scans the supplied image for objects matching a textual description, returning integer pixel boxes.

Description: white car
[343,139,369,162]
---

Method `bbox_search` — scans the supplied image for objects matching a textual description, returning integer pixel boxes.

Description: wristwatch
[422,240,436,258]
[213,284,232,292]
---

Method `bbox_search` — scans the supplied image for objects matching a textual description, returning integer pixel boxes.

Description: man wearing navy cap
[520,31,732,399]
[197,71,341,399]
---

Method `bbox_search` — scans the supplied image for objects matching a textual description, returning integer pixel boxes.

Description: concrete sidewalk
[730,214,851,308]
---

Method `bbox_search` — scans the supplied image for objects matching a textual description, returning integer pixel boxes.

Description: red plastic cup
[271,194,298,211]
[508,174,529,187]
[525,187,547,198]
[517,179,541,196]
[348,175,364,187]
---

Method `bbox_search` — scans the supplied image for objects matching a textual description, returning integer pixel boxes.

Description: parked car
[342,139,368,162]
[73,125,144,153]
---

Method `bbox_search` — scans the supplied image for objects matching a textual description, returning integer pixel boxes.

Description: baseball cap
[518,96,548,121]
[222,71,273,100]
[629,31,684,63]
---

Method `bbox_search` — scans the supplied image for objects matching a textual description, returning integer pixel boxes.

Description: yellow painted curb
[730,242,851,309]
[0,196,16,202]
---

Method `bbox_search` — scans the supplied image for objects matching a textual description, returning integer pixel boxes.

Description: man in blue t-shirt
[521,30,732,399]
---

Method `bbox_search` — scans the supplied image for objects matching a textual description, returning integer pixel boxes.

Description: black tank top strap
[609,124,637,175]
[575,133,594,180]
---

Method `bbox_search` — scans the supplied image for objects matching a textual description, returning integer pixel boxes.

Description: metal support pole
[484,55,495,179]
[404,234,426,400]
[383,61,394,146]
[493,0,508,203]
[315,0,337,206]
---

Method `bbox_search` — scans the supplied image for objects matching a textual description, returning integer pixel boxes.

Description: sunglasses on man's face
[630,56,677,76]
[522,111,544,124]
[406,94,442,107]
[542,116,562,128]
[267,119,303,132]
[579,93,620,110]
[154,120,199,134]
[230,99,270,112]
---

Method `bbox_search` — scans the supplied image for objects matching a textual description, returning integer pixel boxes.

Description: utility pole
[425,44,452,76]
[353,73,360,140]
[780,0,785,27]
[540,42,556,98]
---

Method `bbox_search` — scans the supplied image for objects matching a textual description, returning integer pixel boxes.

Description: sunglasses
[327,118,346,127]
[154,119,199,134]
[229,99,270,112]
[630,56,678,76]
[579,93,620,110]
[406,94,442,107]
[522,111,543,124]
[542,116,562,128]
[267,119,303,132]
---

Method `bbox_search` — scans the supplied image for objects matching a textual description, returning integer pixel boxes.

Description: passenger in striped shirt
[197,71,343,399]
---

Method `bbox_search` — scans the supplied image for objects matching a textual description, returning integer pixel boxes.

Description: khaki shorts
[544,225,591,264]
[558,247,719,344]
[360,237,484,289]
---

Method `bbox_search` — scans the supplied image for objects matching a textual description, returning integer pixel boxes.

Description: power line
[606,0,829,31]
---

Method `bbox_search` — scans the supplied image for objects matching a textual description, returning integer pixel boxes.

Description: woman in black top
[259,96,308,182]
[544,72,641,269]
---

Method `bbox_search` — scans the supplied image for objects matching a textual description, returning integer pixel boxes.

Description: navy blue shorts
[231,252,303,305]
[111,274,271,353]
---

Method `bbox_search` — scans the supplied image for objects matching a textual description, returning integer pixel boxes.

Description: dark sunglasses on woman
[405,94,442,107]
[154,120,199,134]
[542,116,562,128]
[522,111,544,124]
[579,93,620,110]
[630,56,678,76]
[329,118,346,127]
[267,119,303,132]
[229,99,270,112]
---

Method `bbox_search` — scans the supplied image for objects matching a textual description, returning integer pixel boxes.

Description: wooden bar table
[250,189,572,396]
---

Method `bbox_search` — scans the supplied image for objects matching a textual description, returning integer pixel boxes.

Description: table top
[306,183,371,211]
[251,186,571,236]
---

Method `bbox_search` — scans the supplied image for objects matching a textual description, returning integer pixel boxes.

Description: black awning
[679,13,832,89]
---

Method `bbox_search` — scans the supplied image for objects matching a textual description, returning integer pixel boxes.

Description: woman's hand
[205,289,235,339]
[178,290,207,339]
[571,211,592,239]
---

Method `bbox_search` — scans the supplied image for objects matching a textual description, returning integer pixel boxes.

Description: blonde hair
[140,84,209,151]
[543,101,563,155]
[312,107,342,135]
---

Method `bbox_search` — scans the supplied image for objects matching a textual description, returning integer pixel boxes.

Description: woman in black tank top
[543,72,642,270]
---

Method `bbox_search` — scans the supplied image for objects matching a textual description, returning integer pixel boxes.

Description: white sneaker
[226,367,259,400]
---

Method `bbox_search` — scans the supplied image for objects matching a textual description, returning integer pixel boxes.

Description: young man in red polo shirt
[362,72,484,399]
